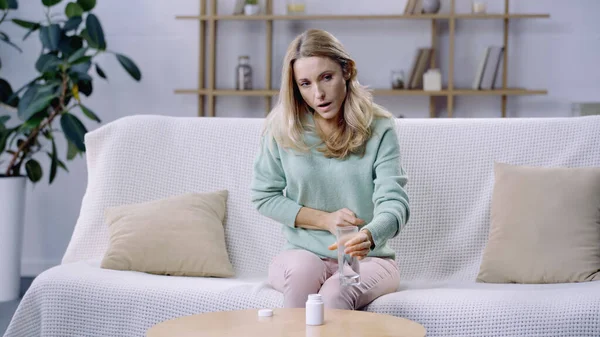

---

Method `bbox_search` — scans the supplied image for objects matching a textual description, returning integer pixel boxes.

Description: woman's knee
[268,249,328,289]
[319,280,357,310]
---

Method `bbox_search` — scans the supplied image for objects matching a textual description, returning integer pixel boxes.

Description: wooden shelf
[454,13,549,19]
[175,89,278,96]
[179,0,550,118]
[177,14,448,20]
[175,88,547,97]
[175,13,549,21]
[450,88,548,95]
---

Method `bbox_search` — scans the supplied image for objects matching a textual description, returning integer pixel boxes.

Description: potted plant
[0,0,141,302]
[244,0,260,16]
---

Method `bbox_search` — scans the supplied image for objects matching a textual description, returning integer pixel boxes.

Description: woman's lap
[268,249,399,310]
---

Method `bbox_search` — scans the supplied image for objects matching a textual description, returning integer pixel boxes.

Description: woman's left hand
[328,229,373,260]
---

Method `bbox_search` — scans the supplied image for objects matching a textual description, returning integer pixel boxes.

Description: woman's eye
[299,82,309,87]
[324,75,332,80]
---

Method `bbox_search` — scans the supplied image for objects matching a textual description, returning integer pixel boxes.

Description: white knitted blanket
[5,115,600,337]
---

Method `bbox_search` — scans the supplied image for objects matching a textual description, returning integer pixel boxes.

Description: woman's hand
[328,229,373,260]
[322,208,365,235]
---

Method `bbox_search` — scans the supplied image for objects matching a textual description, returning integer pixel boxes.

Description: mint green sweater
[250,114,410,260]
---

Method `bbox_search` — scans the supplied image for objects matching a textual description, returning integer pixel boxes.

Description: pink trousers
[268,249,400,310]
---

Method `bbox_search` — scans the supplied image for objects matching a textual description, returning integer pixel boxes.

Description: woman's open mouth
[317,102,332,109]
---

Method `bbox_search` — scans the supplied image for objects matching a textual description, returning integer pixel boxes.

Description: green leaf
[60,112,87,151]
[65,2,83,18]
[12,19,38,30]
[95,63,106,79]
[85,14,105,50]
[116,54,141,81]
[58,35,83,56]
[0,128,10,154]
[2,77,39,108]
[63,16,82,31]
[77,79,92,96]
[47,151,68,172]
[21,110,47,130]
[25,159,42,183]
[39,24,61,51]
[22,25,40,41]
[71,55,91,65]
[76,0,94,11]
[68,71,92,83]
[69,59,91,76]
[0,125,17,155]
[66,138,79,160]
[57,156,68,171]
[35,53,62,73]
[0,31,23,52]
[49,137,58,183]
[0,78,14,104]
[17,84,57,121]
[42,0,62,7]
[0,0,8,10]
[79,103,100,122]
[67,47,87,63]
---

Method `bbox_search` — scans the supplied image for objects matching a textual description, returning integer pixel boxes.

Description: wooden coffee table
[146,308,426,337]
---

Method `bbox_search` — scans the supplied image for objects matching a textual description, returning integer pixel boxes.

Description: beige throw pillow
[477,162,600,284]
[101,190,235,278]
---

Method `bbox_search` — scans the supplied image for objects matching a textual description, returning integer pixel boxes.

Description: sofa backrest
[62,114,600,282]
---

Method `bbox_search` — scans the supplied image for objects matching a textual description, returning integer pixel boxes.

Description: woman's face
[293,56,347,122]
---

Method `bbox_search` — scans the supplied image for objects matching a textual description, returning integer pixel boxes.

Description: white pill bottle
[305,294,324,326]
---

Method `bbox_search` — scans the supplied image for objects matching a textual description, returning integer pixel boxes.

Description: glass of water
[336,225,361,286]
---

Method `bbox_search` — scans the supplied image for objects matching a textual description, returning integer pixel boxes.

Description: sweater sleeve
[363,123,410,249]
[250,133,303,228]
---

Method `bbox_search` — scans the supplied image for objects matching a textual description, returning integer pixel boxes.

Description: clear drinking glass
[336,225,361,286]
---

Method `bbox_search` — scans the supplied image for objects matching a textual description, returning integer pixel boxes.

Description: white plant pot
[244,4,260,15]
[0,176,26,302]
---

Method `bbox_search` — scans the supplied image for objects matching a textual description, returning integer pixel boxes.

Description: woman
[250,29,410,310]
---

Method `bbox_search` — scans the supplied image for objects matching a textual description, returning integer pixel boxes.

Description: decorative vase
[244,4,261,15]
[422,0,441,14]
[0,175,26,302]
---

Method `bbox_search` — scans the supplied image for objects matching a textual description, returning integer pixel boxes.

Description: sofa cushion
[100,190,235,277]
[477,162,600,284]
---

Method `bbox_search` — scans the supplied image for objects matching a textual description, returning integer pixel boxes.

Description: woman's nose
[314,85,325,100]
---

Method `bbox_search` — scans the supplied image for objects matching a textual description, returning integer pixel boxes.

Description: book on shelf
[403,0,423,15]
[407,47,433,89]
[472,45,504,90]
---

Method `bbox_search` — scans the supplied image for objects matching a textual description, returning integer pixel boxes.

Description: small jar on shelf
[471,1,487,14]
[423,68,442,91]
[236,56,253,90]
[286,0,306,14]
[390,70,406,89]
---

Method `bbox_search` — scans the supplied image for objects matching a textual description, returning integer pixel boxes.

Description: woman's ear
[342,60,355,81]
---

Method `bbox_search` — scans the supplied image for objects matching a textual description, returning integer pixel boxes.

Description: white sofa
[5,114,600,337]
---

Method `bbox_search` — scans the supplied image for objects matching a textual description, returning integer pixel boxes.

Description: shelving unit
[175,0,549,118]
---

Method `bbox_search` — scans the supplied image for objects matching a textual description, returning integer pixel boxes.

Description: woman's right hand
[323,208,365,235]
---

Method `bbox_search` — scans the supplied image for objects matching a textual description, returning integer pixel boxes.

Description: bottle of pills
[305,294,324,326]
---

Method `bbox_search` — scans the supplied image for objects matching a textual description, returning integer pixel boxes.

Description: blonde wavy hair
[264,29,393,159]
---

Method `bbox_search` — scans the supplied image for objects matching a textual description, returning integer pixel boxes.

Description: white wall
[0,0,598,276]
